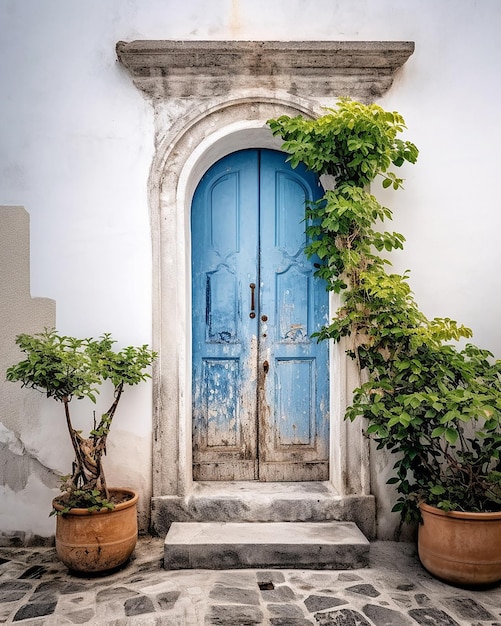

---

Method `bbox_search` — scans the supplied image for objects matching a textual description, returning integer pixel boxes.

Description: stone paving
[0,536,500,625]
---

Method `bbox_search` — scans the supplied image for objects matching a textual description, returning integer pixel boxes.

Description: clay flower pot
[53,487,138,574]
[418,502,501,586]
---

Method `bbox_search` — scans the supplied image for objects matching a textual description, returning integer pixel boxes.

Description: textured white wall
[1,0,500,539]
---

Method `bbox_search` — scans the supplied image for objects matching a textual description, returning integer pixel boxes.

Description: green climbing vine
[268,99,501,522]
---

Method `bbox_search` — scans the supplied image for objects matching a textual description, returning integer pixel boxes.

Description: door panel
[258,150,329,480]
[192,149,329,481]
[192,150,259,480]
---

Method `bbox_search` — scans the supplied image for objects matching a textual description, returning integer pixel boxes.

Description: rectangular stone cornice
[116,40,415,100]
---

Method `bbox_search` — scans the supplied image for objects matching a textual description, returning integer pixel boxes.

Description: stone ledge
[151,482,376,539]
[163,521,370,570]
[116,40,415,100]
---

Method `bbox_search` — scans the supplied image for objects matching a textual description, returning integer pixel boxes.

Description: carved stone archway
[116,41,414,537]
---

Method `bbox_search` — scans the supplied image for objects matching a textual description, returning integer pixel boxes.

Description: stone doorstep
[163,521,370,570]
[151,481,377,540]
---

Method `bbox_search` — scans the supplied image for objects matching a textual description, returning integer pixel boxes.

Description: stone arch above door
[146,97,338,499]
[116,41,414,534]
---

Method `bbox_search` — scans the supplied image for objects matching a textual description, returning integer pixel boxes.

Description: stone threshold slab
[151,482,377,540]
[164,521,370,570]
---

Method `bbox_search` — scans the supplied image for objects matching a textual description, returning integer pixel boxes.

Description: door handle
[263,360,269,374]
[249,283,256,318]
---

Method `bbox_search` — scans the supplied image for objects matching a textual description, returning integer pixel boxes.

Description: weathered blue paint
[258,150,329,480]
[192,150,259,480]
[192,149,329,481]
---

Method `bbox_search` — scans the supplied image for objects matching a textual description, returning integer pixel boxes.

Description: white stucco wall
[1,0,500,540]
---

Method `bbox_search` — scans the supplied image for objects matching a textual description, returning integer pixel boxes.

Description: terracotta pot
[53,487,138,574]
[418,502,501,586]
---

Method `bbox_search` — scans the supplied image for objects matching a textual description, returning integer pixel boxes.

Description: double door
[192,149,329,481]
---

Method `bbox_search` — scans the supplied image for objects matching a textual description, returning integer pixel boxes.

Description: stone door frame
[116,40,415,504]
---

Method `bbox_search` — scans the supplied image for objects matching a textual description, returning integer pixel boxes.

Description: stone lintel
[116,40,415,100]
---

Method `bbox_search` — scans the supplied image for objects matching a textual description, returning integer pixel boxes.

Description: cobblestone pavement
[0,537,500,625]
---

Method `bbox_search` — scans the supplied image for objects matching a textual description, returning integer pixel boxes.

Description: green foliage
[268,98,418,187]
[348,343,501,521]
[268,98,501,523]
[50,480,115,516]
[6,330,154,403]
[6,332,101,402]
[7,329,157,512]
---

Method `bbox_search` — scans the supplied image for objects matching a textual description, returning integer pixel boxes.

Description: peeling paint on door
[192,149,329,481]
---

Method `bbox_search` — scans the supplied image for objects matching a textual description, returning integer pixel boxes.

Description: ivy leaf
[431,426,446,438]
[430,485,446,496]
[445,428,459,445]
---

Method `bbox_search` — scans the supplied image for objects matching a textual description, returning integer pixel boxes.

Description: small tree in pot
[6,329,157,572]
[268,99,501,586]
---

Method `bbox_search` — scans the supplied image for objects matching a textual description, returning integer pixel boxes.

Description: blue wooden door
[192,149,329,481]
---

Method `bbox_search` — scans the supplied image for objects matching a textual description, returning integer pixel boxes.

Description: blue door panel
[203,359,240,448]
[258,149,329,480]
[192,149,329,481]
[192,150,259,480]
[276,268,310,341]
[275,173,310,254]
[275,358,314,445]
[206,268,238,342]
[210,174,240,256]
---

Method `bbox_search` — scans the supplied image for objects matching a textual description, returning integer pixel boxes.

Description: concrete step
[163,521,370,570]
[152,481,376,539]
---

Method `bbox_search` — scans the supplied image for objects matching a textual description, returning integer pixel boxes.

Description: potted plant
[6,329,157,573]
[268,99,501,586]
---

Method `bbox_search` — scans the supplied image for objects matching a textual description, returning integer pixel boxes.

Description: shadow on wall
[0,206,59,543]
